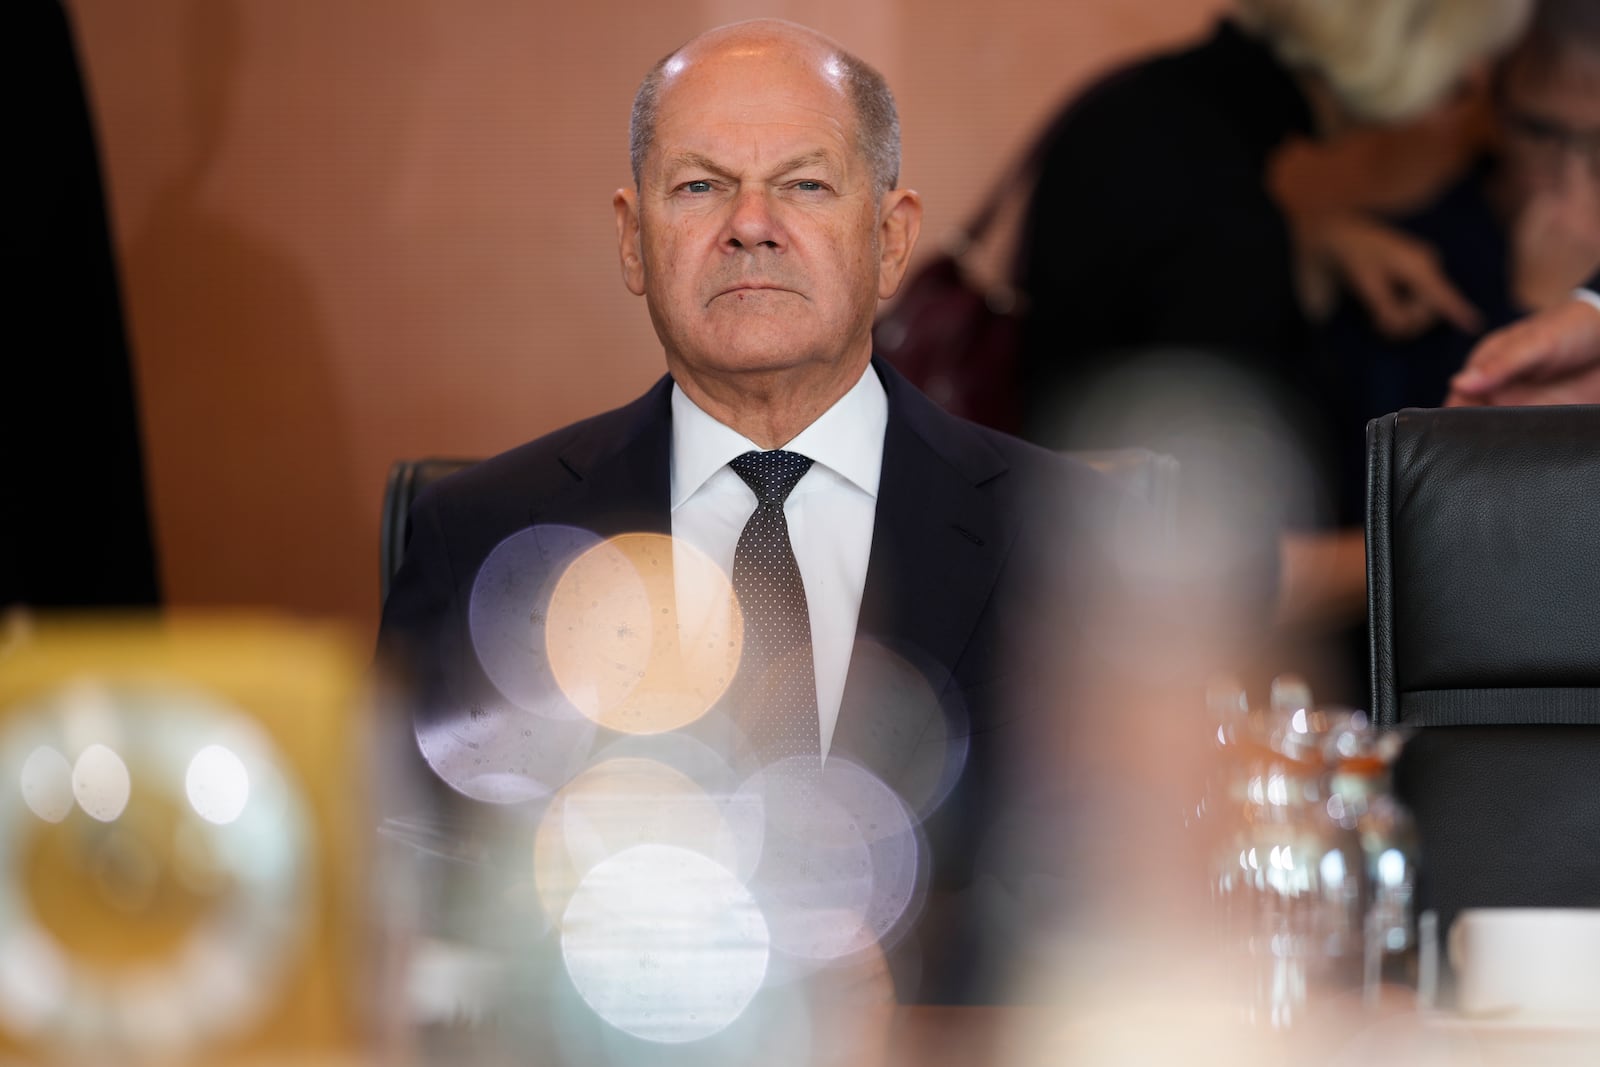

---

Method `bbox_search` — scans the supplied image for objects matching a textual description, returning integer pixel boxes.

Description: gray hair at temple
[628,38,902,199]
[1236,0,1533,123]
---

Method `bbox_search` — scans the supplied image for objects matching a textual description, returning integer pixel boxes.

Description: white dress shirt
[670,364,886,757]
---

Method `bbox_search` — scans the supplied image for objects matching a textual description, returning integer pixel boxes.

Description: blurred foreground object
[1004,672,1600,1064]
[0,614,373,1065]
[6,1,160,610]
[1207,676,1418,1034]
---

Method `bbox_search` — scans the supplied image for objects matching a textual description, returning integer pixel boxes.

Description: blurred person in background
[1010,0,1530,700]
[1311,0,1600,517]
[1489,1,1600,316]
[1449,0,1600,409]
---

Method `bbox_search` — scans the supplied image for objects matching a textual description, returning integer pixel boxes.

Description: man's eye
[793,180,825,192]
[683,179,714,193]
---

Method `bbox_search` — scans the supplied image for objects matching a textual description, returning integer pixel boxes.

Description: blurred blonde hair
[1236,0,1533,123]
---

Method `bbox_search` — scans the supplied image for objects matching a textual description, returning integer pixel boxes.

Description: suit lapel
[833,360,1019,781]
[530,376,674,537]
[535,367,1022,784]
[527,366,1014,659]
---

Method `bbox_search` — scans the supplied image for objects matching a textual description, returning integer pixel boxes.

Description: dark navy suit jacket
[377,356,1113,1002]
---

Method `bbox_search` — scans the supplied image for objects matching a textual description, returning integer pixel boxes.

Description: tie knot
[730,450,813,506]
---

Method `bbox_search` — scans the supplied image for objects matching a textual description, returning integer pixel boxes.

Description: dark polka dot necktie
[729,449,821,766]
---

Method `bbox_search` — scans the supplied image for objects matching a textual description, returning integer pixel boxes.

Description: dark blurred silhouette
[1007,1,1532,702]
[1012,0,1528,463]
[4,0,160,608]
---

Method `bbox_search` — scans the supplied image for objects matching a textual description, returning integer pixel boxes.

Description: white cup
[1448,908,1600,1021]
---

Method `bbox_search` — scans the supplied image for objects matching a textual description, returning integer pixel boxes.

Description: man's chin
[666,339,838,383]
[690,323,830,366]
[690,350,819,377]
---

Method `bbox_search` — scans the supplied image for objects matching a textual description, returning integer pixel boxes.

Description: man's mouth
[713,283,799,302]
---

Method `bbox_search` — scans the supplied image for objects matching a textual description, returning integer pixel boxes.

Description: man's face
[1498,47,1600,202]
[614,41,917,391]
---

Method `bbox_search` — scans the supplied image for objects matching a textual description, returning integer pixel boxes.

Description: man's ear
[614,188,646,296]
[876,187,924,301]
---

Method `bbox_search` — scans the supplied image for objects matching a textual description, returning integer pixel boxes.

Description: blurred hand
[1297,213,1482,338]
[1510,163,1600,311]
[1448,295,1600,405]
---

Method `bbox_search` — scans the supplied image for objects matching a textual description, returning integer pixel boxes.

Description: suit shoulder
[880,358,1119,509]
[417,378,670,519]
[966,421,1118,499]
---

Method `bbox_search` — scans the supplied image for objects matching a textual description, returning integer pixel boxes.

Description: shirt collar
[670,362,887,510]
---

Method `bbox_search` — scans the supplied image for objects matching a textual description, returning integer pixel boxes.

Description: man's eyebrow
[663,150,837,180]
[666,152,736,179]
[771,151,834,175]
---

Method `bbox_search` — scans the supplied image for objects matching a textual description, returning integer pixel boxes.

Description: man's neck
[669,356,873,449]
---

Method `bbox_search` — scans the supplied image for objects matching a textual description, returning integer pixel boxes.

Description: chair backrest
[1366,406,1600,947]
[1366,406,1600,727]
[379,458,475,604]
[378,449,1178,604]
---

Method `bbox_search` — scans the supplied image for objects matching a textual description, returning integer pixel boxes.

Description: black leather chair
[378,450,1178,605]
[1365,406,1600,940]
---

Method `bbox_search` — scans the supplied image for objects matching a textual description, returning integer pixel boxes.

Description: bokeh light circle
[546,534,742,734]
[18,748,73,824]
[832,640,970,819]
[184,745,250,826]
[739,758,920,963]
[560,844,769,1044]
[584,729,765,882]
[70,743,131,823]
[468,524,603,717]
[414,693,596,805]
[533,757,751,928]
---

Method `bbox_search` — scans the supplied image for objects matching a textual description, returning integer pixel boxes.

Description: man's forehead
[650,51,856,150]
[658,26,848,103]
[664,21,844,78]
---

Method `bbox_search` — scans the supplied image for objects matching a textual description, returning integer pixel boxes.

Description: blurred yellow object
[0,613,373,1066]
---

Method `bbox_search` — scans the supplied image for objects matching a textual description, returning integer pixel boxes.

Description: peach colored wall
[64,0,1227,642]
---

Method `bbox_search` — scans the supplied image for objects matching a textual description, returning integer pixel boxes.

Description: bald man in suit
[378,19,1114,1005]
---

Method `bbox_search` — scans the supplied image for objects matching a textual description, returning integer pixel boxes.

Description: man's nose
[723,188,783,251]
